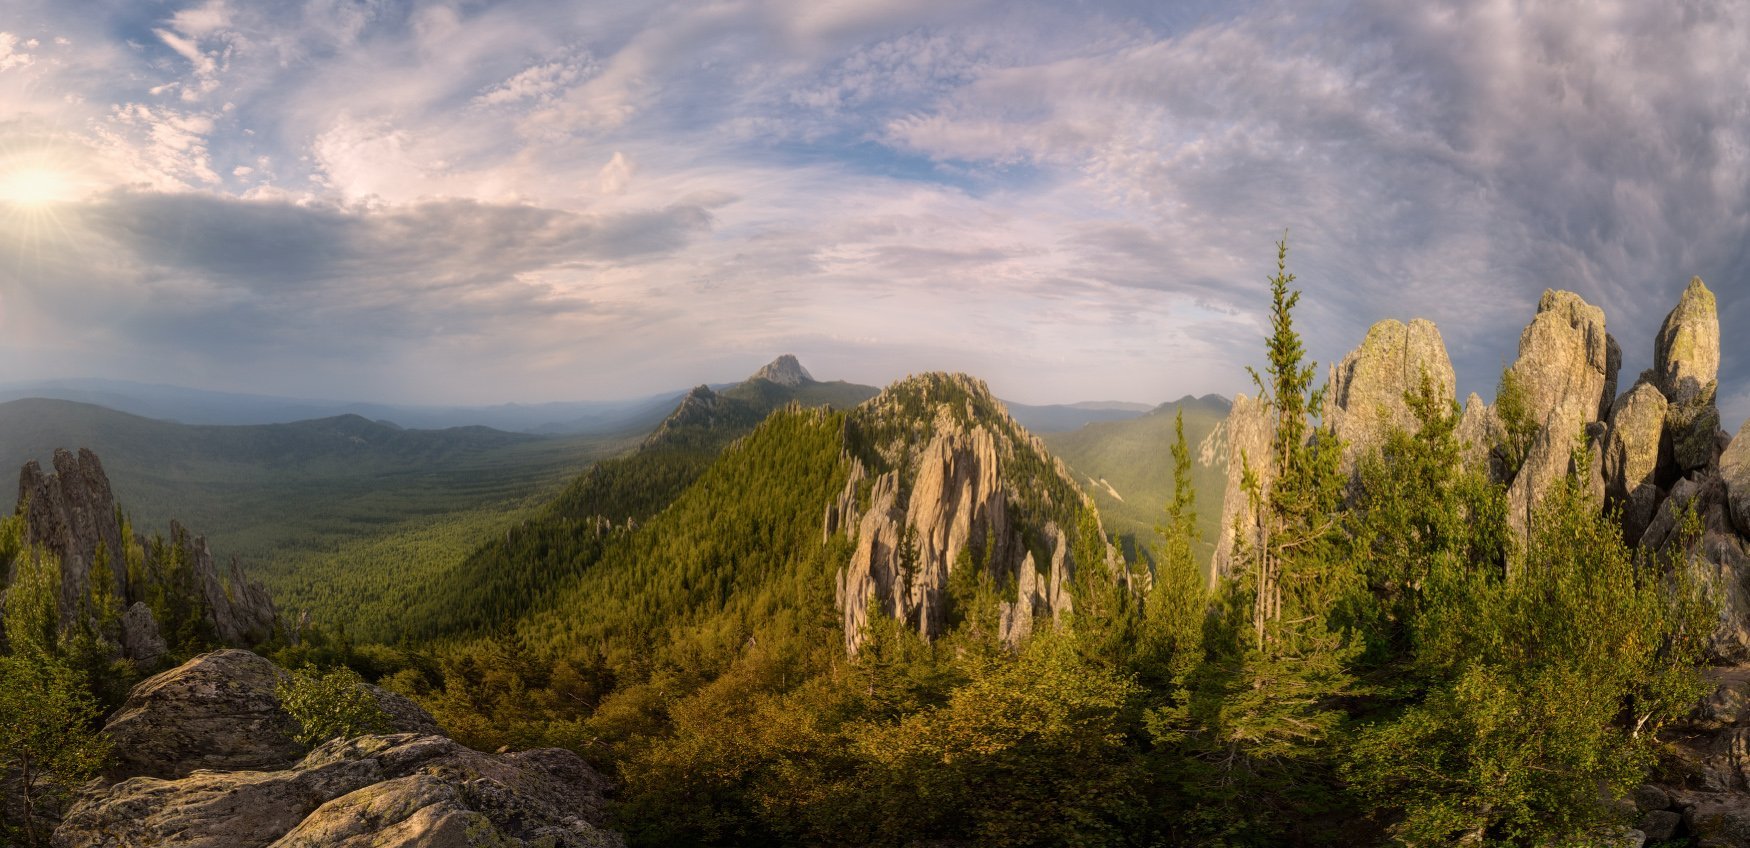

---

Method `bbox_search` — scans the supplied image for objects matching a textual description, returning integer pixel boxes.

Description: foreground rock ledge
[52,650,622,848]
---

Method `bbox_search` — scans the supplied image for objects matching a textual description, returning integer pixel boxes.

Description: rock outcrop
[1658,278,1725,473]
[1604,379,1671,546]
[1323,318,1457,475]
[10,449,277,657]
[105,650,438,781]
[1723,419,1750,537]
[1657,277,1721,408]
[1212,393,1273,582]
[1502,290,1619,538]
[751,354,815,387]
[16,448,129,627]
[831,373,1102,653]
[998,525,1075,648]
[53,650,618,848]
[1455,393,1495,472]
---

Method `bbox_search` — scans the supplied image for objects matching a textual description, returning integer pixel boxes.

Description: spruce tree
[1158,235,1357,844]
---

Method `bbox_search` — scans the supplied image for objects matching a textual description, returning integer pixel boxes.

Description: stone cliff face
[829,373,1108,653]
[7,448,277,659]
[52,650,620,848]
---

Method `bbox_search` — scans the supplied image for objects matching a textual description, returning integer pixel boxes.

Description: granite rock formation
[1502,290,1620,539]
[9,448,276,657]
[103,650,437,781]
[1323,318,1457,476]
[53,650,619,848]
[1211,393,1273,582]
[830,373,1107,653]
[1604,379,1672,546]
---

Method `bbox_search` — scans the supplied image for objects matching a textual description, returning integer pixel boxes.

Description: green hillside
[0,398,634,614]
[1043,394,1230,567]
[396,374,878,642]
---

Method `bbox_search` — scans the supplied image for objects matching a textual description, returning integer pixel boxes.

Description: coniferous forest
[4,239,1735,847]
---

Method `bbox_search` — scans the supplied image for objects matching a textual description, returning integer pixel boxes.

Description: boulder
[1602,380,1670,545]
[1323,318,1457,474]
[1724,419,1750,536]
[103,650,437,781]
[119,602,167,666]
[1640,809,1680,842]
[1687,795,1750,848]
[53,734,621,848]
[1632,784,1673,813]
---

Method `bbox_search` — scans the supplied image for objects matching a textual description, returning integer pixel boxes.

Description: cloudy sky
[0,0,1745,422]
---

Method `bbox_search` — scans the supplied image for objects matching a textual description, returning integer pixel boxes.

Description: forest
[0,241,1718,847]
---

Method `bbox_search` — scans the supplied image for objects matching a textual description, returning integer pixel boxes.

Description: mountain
[366,356,877,641]
[0,377,687,434]
[1042,394,1231,565]
[749,353,814,387]
[1000,399,1152,433]
[0,398,631,617]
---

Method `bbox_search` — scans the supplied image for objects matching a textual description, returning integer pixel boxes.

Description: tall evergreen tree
[1155,235,1358,844]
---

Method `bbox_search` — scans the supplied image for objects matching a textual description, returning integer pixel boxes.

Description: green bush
[275,665,393,748]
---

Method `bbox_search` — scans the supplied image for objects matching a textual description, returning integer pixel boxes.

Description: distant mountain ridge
[0,376,1224,437]
[0,377,685,435]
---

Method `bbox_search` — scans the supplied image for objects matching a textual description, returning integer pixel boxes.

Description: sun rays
[0,146,98,263]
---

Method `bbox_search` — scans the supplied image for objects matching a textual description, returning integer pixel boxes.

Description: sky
[0,0,1745,424]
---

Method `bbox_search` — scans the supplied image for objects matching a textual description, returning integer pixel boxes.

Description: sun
[0,165,79,206]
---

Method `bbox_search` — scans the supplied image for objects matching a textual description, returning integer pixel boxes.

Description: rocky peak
[1656,277,1725,474]
[1507,289,1618,431]
[831,372,1105,653]
[1656,276,1720,407]
[1502,289,1620,538]
[750,354,815,387]
[7,448,277,659]
[1324,317,1457,475]
[17,448,128,622]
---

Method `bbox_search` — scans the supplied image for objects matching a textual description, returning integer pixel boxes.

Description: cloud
[0,32,35,71]
[0,0,1743,414]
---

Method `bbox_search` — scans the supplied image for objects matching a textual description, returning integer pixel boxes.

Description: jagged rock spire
[1503,290,1619,538]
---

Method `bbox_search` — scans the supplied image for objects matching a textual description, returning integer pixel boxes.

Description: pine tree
[1160,234,1358,844]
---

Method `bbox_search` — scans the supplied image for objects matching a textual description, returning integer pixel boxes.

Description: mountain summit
[750,354,814,387]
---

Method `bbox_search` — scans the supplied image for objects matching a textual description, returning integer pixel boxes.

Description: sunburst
[0,146,95,262]
[0,165,80,206]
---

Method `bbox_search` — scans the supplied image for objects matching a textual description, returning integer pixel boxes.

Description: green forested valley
[2,267,1740,848]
